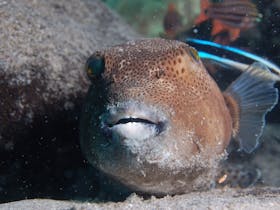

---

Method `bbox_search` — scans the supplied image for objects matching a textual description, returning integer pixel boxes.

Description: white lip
[111,122,159,141]
[102,102,164,125]
[100,101,168,141]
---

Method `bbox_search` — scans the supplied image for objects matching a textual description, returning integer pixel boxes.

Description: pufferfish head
[80,38,232,195]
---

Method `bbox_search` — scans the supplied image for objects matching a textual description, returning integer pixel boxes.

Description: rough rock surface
[1,188,280,210]
[0,0,141,203]
[1,0,280,208]
[0,0,139,149]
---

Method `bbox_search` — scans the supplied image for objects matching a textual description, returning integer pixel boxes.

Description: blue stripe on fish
[186,38,280,75]
[198,51,249,70]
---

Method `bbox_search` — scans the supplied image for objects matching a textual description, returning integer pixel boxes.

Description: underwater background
[102,0,200,37]
[102,0,280,66]
[0,0,280,205]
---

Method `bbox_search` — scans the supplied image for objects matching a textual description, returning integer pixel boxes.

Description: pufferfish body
[80,38,278,195]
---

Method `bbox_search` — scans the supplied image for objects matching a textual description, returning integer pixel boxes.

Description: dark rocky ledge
[0,0,140,203]
[0,0,139,149]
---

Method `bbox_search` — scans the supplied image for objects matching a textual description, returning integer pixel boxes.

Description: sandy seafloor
[1,188,280,210]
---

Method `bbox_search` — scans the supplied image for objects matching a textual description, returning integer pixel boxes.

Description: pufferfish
[80,38,278,195]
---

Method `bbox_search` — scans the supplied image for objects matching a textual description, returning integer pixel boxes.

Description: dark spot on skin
[155,69,165,79]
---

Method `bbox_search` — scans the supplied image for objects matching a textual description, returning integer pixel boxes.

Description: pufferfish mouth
[100,102,168,142]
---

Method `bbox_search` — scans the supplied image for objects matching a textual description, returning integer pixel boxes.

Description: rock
[0,0,140,203]
[0,0,140,149]
[0,188,280,210]
[251,124,280,187]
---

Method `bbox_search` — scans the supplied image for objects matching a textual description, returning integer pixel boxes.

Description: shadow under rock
[0,102,100,203]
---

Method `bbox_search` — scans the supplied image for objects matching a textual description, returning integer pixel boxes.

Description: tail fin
[224,62,279,153]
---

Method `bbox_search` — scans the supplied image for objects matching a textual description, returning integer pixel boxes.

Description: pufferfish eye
[85,52,105,80]
[189,47,200,62]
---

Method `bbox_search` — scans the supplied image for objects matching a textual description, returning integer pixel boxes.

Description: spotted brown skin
[80,38,233,195]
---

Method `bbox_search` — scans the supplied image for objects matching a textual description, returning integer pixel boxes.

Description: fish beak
[99,102,167,143]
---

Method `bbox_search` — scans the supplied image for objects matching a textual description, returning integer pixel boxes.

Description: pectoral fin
[223,62,279,153]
